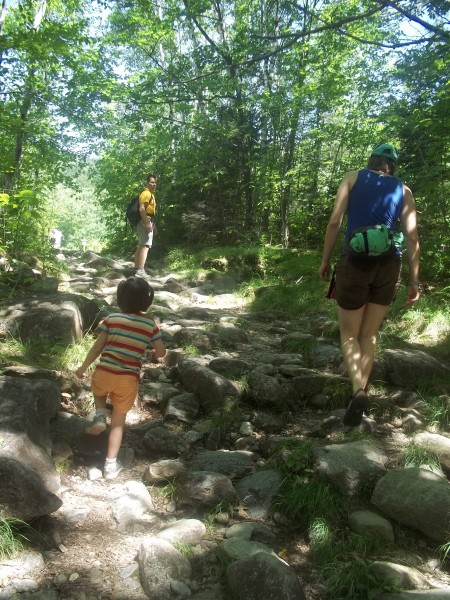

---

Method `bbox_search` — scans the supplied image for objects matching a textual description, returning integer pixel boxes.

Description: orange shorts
[91,369,138,413]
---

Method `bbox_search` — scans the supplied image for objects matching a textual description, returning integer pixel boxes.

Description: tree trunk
[2,0,47,192]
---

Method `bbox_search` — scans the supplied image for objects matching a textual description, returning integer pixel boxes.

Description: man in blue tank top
[319,143,420,427]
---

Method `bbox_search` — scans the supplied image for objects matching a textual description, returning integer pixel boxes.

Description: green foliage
[380,286,450,361]
[0,518,29,560]
[438,539,450,563]
[401,443,442,472]
[268,438,395,598]
[46,168,108,253]
[269,439,345,524]
[421,396,450,430]
[235,375,249,396]
[0,335,64,370]
[310,526,390,600]
[322,381,352,410]
[164,245,331,317]
[204,501,233,535]
[165,246,265,281]
[281,336,316,366]
[61,336,99,373]
[320,547,383,600]
[172,541,194,557]
[179,343,201,357]
[154,479,177,502]
[0,333,96,373]
[309,518,335,563]
[205,399,242,437]
[55,458,73,473]
[269,438,314,477]
[275,475,345,525]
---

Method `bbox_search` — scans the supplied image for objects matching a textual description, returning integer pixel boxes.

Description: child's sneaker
[85,415,106,435]
[135,269,147,278]
[104,460,123,480]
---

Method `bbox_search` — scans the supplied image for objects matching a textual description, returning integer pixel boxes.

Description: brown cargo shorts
[335,253,401,310]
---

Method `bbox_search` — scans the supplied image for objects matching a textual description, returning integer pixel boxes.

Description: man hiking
[134,174,157,277]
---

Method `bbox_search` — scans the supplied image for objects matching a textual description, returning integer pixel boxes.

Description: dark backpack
[126,195,141,227]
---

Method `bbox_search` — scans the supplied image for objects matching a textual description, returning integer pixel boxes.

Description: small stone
[239,421,253,436]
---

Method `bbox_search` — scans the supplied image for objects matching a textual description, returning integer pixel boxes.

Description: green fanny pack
[349,224,404,259]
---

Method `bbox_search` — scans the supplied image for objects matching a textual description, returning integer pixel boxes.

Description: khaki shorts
[335,253,401,310]
[91,369,138,413]
[137,220,154,246]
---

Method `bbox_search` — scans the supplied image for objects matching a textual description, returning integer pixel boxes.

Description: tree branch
[372,0,450,40]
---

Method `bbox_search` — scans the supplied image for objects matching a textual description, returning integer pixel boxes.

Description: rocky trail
[1,250,450,600]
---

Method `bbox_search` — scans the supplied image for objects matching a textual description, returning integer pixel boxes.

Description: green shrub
[0,518,29,559]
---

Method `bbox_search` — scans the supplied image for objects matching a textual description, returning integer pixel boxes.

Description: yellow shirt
[139,189,156,216]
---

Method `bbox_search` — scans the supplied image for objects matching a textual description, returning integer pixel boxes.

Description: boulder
[0,292,101,343]
[384,349,450,389]
[0,377,62,519]
[371,468,450,541]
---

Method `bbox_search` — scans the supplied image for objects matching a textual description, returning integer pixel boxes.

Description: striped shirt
[96,313,162,379]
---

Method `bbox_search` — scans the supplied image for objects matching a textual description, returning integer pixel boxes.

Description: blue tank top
[345,169,404,255]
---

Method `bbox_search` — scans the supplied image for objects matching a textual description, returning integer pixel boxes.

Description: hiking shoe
[104,460,123,480]
[135,269,147,278]
[343,395,370,427]
[85,415,106,435]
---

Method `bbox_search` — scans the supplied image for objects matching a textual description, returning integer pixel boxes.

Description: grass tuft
[0,518,29,559]
[421,395,450,429]
[180,343,201,356]
[172,541,194,557]
[269,439,346,524]
[401,442,442,472]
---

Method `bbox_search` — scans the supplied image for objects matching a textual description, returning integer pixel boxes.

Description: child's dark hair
[117,277,154,313]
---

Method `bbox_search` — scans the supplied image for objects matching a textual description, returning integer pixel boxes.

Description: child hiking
[75,276,166,479]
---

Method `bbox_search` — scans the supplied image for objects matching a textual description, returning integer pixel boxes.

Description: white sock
[105,458,116,465]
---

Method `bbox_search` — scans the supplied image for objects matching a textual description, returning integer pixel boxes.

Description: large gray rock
[137,537,192,600]
[164,392,199,424]
[189,449,255,478]
[142,459,186,484]
[375,591,450,599]
[371,468,450,541]
[0,292,101,343]
[82,252,124,271]
[290,369,349,398]
[176,471,236,509]
[413,432,450,475]
[158,518,206,545]
[173,327,221,351]
[384,349,450,389]
[142,426,189,457]
[0,376,62,519]
[226,552,306,600]
[371,561,428,589]
[247,370,294,407]
[235,470,283,519]
[212,324,249,345]
[314,440,388,496]
[177,359,239,409]
[348,510,394,543]
[208,357,252,379]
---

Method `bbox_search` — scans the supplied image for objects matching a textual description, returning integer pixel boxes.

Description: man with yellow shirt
[134,174,157,277]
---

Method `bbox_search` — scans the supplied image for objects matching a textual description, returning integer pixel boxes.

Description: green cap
[371,143,398,162]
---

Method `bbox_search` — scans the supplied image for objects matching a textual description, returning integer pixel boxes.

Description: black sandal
[343,389,369,427]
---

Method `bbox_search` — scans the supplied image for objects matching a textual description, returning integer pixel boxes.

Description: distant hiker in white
[50,228,64,249]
